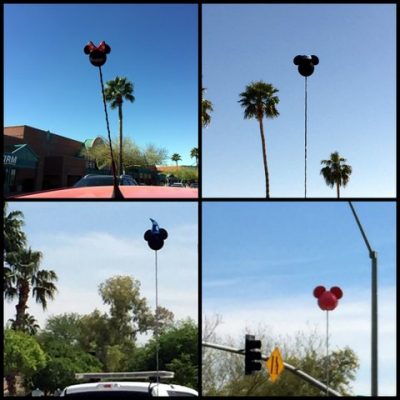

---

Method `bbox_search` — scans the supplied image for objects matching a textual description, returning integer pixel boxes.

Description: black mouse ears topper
[83,41,111,67]
[293,55,319,77]
[144,219,168,251]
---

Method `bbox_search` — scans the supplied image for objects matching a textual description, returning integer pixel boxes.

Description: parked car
[189,182,198,188]
[170,182,185,188]
[73,174,138,188]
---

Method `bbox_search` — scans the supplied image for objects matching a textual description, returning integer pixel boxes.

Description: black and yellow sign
[266,347,285,382]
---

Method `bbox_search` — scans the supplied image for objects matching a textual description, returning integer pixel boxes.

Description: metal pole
[326,311,329,397]
[371,252,378,397]
[304,76,308,198]
[155,250,159,387]
[348,202,378,396]
[202,342,342,396]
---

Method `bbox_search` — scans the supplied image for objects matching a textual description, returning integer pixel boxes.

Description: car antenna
[83,41,124,199]
[144,219,169,392]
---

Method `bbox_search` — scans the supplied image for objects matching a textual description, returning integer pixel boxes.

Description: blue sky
[4,202,198,342]
[4,4,198,165]
[202,4,396,197]
[202,201,396,395]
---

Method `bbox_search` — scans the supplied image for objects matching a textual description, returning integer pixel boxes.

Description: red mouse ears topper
[313,286,343,311]
[83,41,111,67]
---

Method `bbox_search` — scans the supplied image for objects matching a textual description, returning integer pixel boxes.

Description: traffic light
[245,334,262,375]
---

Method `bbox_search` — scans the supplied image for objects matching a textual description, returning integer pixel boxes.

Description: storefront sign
[4,154,18,166]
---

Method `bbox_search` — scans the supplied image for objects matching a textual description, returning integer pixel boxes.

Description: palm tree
[320,151,352,198]
[8,313,40,335]
[4,247,58,332]
[4,203,26,256]
[171,153,182,166]
[202,88,213,127]
[238,81,280,198]
[104,76,135,175]
[190,147,198,166]
[4,203,27,295]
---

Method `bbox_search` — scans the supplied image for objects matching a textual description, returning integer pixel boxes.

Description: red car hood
[9,186,198,199]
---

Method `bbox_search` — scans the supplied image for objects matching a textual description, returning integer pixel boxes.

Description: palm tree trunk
[118,104,123,176]
[6,374,17,396]
[258,117,270,198]
[15,281,29,330]
[336,182,340,198]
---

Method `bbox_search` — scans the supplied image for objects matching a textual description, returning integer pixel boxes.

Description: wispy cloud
[4,228,197,337]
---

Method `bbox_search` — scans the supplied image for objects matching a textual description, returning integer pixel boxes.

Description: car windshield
[73,176,116,187]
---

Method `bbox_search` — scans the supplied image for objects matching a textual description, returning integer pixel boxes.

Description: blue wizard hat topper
[144,219,168,251]
[293,55,319,77]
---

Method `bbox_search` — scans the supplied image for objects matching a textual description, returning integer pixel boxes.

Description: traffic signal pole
[202,342,342,397]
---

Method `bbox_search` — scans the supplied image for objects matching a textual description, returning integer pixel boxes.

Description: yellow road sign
[266,347,285,382]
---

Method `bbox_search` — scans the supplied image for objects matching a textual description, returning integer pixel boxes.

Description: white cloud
[4,228,198,335]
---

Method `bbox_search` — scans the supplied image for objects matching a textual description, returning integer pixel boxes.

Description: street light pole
[348,202,378,396]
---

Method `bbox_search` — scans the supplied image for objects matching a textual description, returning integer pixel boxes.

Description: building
[4,125,104,195]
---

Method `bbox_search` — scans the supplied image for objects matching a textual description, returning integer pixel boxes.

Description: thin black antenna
[98,66,123,199]
[144,219,168,395]
[155,250,159,386]
[304,76,308,198]
[293,55,319,198]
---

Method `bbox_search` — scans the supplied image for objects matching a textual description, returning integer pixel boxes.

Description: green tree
[238,81,280,198]
[320,151,352,198]
[30,352,102,395]
[41,313,82,346]
[76,309,112,362]
[4,247,58,332]
[202,87,213,128]
[30,358,76,395]
[142,143,168,166]
[4,329,46,396]
[8,313,40,335]
[168,167,198,183]
[171,153,182,166]
[99,276,154,342]
[80,137,167,171]
[190,147,198,166]
[129,319,198,389]
[104,76,135,175]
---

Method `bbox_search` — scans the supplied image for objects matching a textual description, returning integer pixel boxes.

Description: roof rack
[75,371,175,381]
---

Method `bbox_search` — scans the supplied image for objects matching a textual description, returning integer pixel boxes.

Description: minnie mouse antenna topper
[83,41,111,67]
[313,285,343,395]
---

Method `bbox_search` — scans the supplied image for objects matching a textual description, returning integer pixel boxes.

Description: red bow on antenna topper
[313,286,343,311]
[83,41,111,67]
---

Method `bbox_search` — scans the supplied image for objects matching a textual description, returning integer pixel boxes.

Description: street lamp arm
[348,202,375,257]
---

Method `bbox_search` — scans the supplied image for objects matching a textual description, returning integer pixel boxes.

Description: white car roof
[61,381,198,396]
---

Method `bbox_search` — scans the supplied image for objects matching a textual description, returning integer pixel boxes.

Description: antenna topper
[144,219,168,251]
